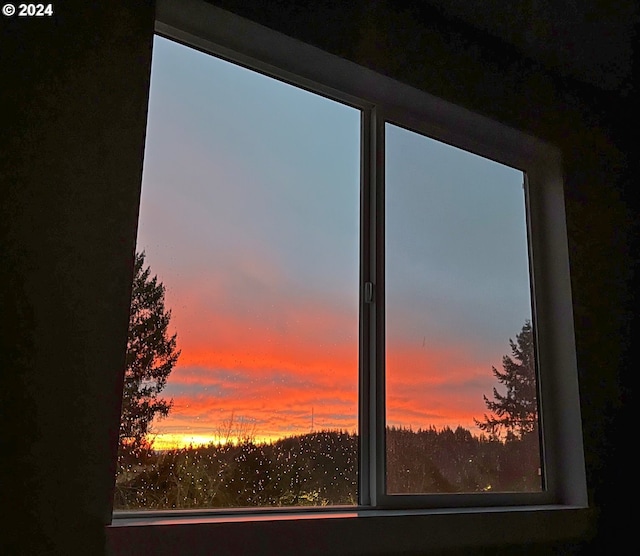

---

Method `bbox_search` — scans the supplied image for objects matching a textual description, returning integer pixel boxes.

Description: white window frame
[107,0,588,552]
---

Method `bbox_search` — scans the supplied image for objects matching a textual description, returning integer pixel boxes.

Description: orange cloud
[148,261,503,443]
[385,340,500,432]
[153,339,497,442]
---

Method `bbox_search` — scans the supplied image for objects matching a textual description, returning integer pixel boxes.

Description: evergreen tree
[475,321,538,441]
[119,251,180,453]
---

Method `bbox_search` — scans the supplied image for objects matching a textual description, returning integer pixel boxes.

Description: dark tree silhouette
[475,321,538,441]
[119,251,180,453]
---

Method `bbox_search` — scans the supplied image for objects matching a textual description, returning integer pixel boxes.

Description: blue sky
[136,35,533,447]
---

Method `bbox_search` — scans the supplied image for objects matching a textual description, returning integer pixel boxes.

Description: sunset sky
[137,36,533,450]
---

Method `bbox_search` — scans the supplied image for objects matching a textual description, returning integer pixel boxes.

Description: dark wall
[1,2,155,554]
[1,0,635,554]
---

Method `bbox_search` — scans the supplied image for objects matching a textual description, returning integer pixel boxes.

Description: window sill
[106,505,592,555]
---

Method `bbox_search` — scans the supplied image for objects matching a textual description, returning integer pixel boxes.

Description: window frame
[107,0,588,550]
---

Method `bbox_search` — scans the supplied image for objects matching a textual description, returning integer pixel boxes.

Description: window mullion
[359,108,371,507]
[364,107,386,507]
[360,107,381,507]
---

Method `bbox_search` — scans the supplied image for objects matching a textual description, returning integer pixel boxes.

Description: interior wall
[1,2,155,554]
[1,0,634,554]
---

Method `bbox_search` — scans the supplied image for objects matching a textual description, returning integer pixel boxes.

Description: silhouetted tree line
[114,426,541,509]
[114,430,358,509]
[386,425,540,494]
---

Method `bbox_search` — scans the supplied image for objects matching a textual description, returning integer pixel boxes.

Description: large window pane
[114,36,360,510]
[385,123,541,494]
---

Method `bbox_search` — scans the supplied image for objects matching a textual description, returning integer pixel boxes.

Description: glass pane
[385,123,541,494]
[114,36,360,510]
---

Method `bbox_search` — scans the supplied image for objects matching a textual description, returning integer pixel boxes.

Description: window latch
[364,282,374,304]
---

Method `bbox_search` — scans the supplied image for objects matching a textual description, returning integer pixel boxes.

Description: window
[384,123,540,497]
[115,34,361,510]
[108,0,587,552]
